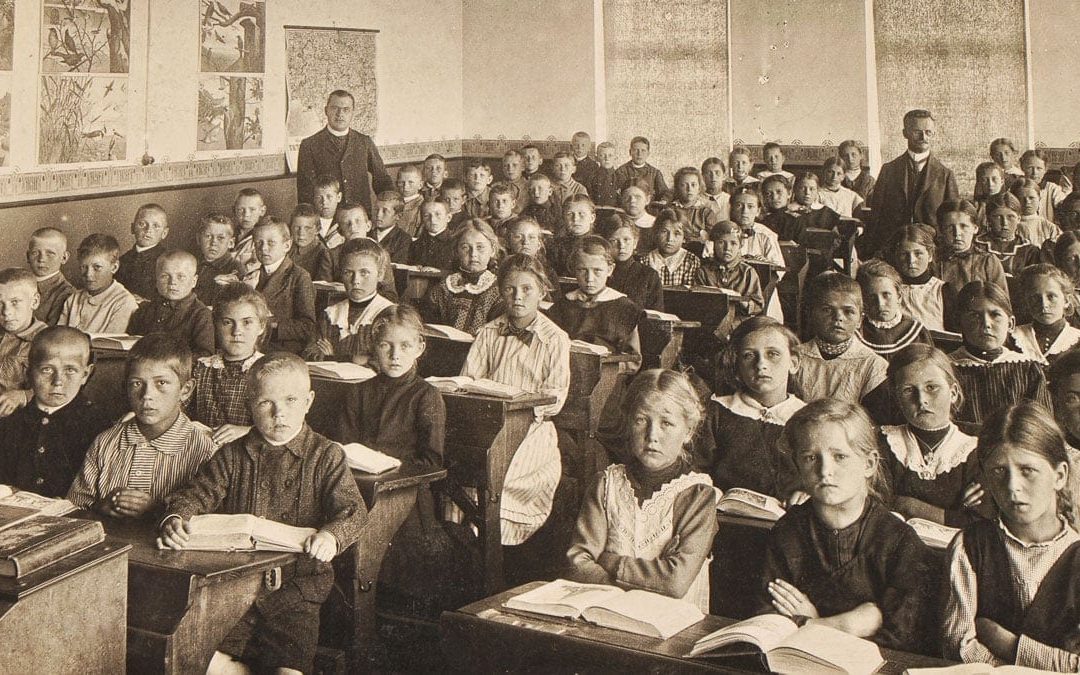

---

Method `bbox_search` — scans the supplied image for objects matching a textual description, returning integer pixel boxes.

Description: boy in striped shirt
[68,333,215,517]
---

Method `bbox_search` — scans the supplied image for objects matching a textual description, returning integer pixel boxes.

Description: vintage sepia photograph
[41,0,129,74]
[200,0,265,73]
[197,74,263,151]
[38,74,126,163]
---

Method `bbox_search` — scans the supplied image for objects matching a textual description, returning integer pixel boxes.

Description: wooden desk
[418,333,473,377]
[393,264,447,302]
[439,582,953,674]
[0,541,130,674]
[313,281,346,315]
[640,315,701,370]
[86,348,130,424]
[94,516,297,674]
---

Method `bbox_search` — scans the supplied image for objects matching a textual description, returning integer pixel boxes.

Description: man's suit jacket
[296,128,394,215]
[866,152,959,255]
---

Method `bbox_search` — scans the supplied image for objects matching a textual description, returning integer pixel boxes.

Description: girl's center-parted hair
[889,223,938,261]
[976,401,1075,526]
[1018,263,1078,318]
[496,253,554,296]
[780,399,891,504]
[212,282,272,326]
[572,234,616,268]
[886,343,964,414]
[955,279,1014,317]
[368,304,426,350]
[453,218,503,261]
[721,316,800,392]
[620,369,705,454]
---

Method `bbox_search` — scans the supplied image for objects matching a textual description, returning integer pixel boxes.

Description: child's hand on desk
[0,388,30,417]
[976,617,1019,662]
[157,515,190,550]
[768,579,819,619]
[304,531,338,562]
[212,423,251,446]
[101,487,155,518]
[785,490,811,507]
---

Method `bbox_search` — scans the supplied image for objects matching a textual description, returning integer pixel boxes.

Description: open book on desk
[424,323,475,342]
[392,263,443,274]
[306,361,377,382]
[342,442,401,474]
[688,614,884,674]
[426,376,528,400]
[174,514,317,553]
[890,512,960,549]
[89,333,141,351]
[717,488,786,522]
[643,309,682,322]
[0,487,76,517]
[906,664,1050,674]
[503,578,703,640]
[312,280,345,293]
[569,340,610,356]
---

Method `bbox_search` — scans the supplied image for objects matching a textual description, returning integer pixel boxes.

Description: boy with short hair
[159,352,366,675]
[502,149,528,212]
[0,326,111,496]
[68,333,216,517]
[488,183,518,239]
[193,212,246,308]
[117,203,169,301]
[58,234,140,334]
[232,188,267,273]
[524,173,561,232]
[723,147,760,194]
[26,227,74,326]
[441,178,469,230]
[586,141,621,207]
[521,144,544,182]
[551,151,589,208]
[248,218,317,354]
[409,199,456,271]
[421,154,447,202]
[128,250,215,357]
[571,131,599,187]
[700,157,732,218]
[614,136,670,201]
[755,142,795,183]
[395,164,425,237]
[371,190,412,263]
[838,140,876,200]
[311,175,345,249]
[288,203,332,278]
[463,161,493,220]
[0,268,47,413]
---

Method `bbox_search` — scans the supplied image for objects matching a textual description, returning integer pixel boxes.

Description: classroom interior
[3,0,1080,673]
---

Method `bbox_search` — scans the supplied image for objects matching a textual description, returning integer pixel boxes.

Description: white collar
[907,149,930,164]
[198,351,264,371]
[263,258,285,276]
[845,168,862,180]
[949,346,1034,366]
[565,287,625,303]
[326,125,349,137]
[424,224,448,237]
[654,247,688,270]
[713,391,805,426]
[325,294,393,334]
[630,162,647,169]
[35,270,61,282]
[634,213,655,227]
[404,193,422,204]
[574,154,589,162]
[36,398,73,415]
[135,243,157,253]
[881,424,977,478]
[319,217,334,235]
[445,270,496,295]
[374,227,393,241]
[998,517,1078,548]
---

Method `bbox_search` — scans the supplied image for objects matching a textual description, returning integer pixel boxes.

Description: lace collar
[882,424,977,479]
[713,391,805,426]
[198,351,264,371]
[445,269,496,295]
[949,345,1033,366]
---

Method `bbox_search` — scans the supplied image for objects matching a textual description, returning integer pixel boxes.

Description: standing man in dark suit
[296,89,394,217]
[863,109,959,256]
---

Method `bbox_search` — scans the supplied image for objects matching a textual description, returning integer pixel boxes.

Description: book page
[718,488,786,520]
[584,590,703,640]
[425,324,476,342]
[306,361,377,381]
[907,518,961,549]
[689,613,797,656]
[504,579,624,618]
[250,517,316,551]
[465,379,527,399]
[342,443,401,474]
[644,309,681,322]
[569,340,610,355]
[773,623,883,675]
[0,491,76,517]
[188,513,256,536]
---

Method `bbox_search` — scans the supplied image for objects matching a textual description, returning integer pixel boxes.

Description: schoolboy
[1021,149,1068,224]
[312,174,345,248]
[58,234,140,334]
[128,250,215,357]
[287,203,331,278]
[193,212,246,308]
[247,218,317,354]
[551,151,588,208]
[695,221,764,318]
[671,166,722,246]
[396,164,425,237]
[488,183,518,239]
[524,173,561,232]
[723,146,760,194]
[463,161,493,220]
[68,334,216,516]
[755,142,795,183]
[159,352,366,675]
[614,136,670,201]
[421,153,447,201]
[838,140,876,201]
[371,190,412,263]
[700,157,732,219]
[571,131,599,187]
[586,141,621,207]
[0,268,47,413]
[0,326,111,497]
[116,203,169,300]
[409,199,456,271]
[26,227,74,326]
[232,188,267,273]
[502,149,529,212]
[441,178,469,229]
[521,144,544,182]
[316,203,396,295]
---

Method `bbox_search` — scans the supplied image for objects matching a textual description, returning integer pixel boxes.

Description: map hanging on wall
[284,27,377,171]
[200,0,265,73]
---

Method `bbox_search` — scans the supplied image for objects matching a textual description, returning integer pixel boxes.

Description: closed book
[0,504,39,533]
[0,516,106,578]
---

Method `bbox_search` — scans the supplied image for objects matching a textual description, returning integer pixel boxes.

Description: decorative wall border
[1034,146,1080,170]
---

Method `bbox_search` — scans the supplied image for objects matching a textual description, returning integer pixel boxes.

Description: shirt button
[261,480,269,489]
[41,418,49,426]
[34,477,43,485]
[37,447,45,454]
[284,479,292,488]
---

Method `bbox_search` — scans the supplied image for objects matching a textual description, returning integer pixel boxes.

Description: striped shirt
[67,412,216,510]
[943,519,1080,671]
[463,313,570,544]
